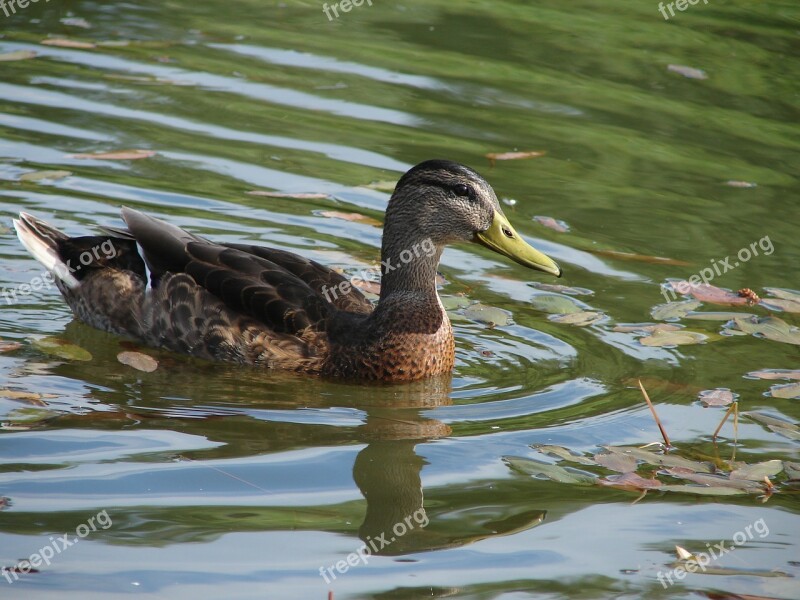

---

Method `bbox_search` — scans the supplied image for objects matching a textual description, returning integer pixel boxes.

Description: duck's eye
[453,183,471,197]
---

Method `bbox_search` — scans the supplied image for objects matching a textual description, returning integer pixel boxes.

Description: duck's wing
[120,208,371,336]
[223,243,374,315]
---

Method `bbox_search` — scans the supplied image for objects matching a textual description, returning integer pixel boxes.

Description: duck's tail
[13,212,149,335]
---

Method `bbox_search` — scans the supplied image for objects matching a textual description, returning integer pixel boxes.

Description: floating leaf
[531,283,593,296]
[640,330,707,347]
[0,389,45,405]
[785,462,800,480]
[361,180,396,192]
[651,299,701,321]
[441,296,470,311]
[464,303,512,326]
[669,282,752,306]
[667,64,708,79]
[730,460,784,481]
[248,191,330,199]
[747,369,800,381]
[41,38,96,49]
[316,210,382,227]
[760,298,800,313]
[19,170,72,182]
[600,472,662,490]
[770,382,800,399]
[685,311,755,321]
[549,311,603,327]
[698,388,735,407]
[486,151,545,166]
[724,180,757,188]
[0,50,37,61]
[591,250,689,266]
[763,287,800,302]
[533,445,597,466]
[733,316,800,345]
[744,411,799,434]
[663,468,761,491]
[61,17,92,28]
[533,216,569,233]
[0,341,22,353]
[675,546,694,560]
[505,457,597,485]
[530,294,583,314]
[613,323,682,333]
[603,446,713,473]
[659,484,748,496]
[117,351,158,373]
[594,452,637,473]
[31,336,92,361]
[71,149,156,160]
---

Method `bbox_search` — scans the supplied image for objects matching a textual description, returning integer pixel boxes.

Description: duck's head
[385,159,561,277]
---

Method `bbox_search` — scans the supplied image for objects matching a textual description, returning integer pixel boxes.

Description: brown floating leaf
[668,281,751,306]
[248,191,330,199]
[594,452,637,473]
[117,351,158,373]
[640,330,707,347]
[71,149,156,160]
[486,151,545,166]
[533,216,569,233]
[0,341,23,353]
[733,316,800,346]
[0,50,37,61]
[667,64,708,80]
[590,250,689,266]
[613,323,682,333]
[747,369,800,381]
[316,210,382,227]
[41,38,97,49]
[769,382,800,399]
[19,170,73,182]
[600,472,662,490]
[724,180,757,188]
[698,388,735,407]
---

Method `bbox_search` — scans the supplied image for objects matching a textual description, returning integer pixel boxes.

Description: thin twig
[638,380,671,448]
[712,401,736,441]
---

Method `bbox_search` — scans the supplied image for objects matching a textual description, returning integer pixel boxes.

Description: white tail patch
[13,216,80,289]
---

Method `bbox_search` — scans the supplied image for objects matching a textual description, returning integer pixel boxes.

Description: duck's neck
[377,233,443,303]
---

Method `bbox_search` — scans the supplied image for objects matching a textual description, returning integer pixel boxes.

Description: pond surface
[1,1,799,598]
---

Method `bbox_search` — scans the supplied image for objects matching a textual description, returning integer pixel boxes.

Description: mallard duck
[14,160,561,381]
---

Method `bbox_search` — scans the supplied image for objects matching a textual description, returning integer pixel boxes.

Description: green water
[1,1,799,598]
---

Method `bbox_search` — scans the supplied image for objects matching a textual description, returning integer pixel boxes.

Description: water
[1,1,799,598]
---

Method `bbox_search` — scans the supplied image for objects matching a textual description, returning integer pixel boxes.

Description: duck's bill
[475,210,562,277]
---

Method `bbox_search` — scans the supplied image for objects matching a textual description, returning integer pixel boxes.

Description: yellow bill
[475,210,562,277]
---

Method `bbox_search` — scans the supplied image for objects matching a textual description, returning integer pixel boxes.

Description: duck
[14,160,561,381]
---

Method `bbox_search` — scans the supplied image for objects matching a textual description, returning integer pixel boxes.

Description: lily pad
[530,294,583,315]
[733,316,800,345]
[659,484,748,496]
[613,323,682,334]
[549,311,603,327]
[70,149,155,160]
[663,468,761,491]
[785,462,800,480]
[685,311,755,321]
[763,287,800,302]
[746,369,800,381]
[533,445,597,466]
[594,452,637,473]
[770,382,800,399]
[505,457,597,485]
[640,330,707,347]
[464,303,512,326]
[600,472,662,490]
[31,337,92,361]
[441,295,470,311]
[760,298,800,313]
[603,446,713,473]
[531,283,593,296]
[651,299,701,321]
